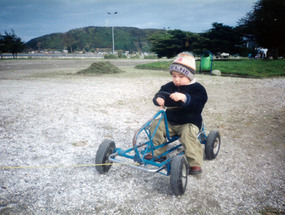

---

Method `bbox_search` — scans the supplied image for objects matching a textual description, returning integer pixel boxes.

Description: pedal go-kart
[95,92,221,196]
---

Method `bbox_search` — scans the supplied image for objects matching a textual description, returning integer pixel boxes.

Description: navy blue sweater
[153,81,208,129]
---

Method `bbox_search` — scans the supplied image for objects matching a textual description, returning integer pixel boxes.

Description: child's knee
[150,119,165,132]
[189,124,199,137]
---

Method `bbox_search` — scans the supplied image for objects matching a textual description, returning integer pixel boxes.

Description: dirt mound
[77,61,123,74]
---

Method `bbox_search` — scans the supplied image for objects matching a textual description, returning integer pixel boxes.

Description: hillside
[25,26,163,53]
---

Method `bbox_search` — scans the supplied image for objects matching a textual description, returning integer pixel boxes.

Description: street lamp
[163,27,170,34]
[107,11,118,54]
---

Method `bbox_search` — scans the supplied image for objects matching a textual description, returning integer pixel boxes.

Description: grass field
[136,59,285,78]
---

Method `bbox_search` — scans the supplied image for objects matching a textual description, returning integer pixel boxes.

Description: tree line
[149,23,244,58]
[26,27,157,54]
[150,0,284,59]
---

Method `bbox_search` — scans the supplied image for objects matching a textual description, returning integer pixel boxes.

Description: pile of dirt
[77,61,124,74]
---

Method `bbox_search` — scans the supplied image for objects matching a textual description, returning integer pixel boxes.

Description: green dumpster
[200,51,213,73]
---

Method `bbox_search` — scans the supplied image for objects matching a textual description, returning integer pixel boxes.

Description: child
[145,52,208,175]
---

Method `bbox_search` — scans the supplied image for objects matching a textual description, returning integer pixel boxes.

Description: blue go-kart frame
[95,109,221,195]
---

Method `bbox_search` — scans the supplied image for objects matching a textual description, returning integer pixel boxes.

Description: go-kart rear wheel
[95,139,116,174]
[170,155,188,196]
[205,131,221,160]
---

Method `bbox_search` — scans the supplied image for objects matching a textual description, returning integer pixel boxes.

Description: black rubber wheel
[170,155,188,196]
[205,131,221,160]
[95,139,116,174]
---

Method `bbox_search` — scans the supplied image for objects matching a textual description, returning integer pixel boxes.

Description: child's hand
[170,92,186,103]
[156,97,165,108]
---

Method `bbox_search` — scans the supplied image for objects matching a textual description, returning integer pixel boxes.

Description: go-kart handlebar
[154,91,183,108]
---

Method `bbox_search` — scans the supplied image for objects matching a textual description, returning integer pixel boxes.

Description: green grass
[136,59,285,78]
[136,61,172,70]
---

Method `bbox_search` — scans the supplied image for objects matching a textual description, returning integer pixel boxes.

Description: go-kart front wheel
[205,131,221,160]
[170,155,188,196]
[95,139,116,174]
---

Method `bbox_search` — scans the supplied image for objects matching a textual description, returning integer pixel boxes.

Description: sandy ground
[0,59,284,214]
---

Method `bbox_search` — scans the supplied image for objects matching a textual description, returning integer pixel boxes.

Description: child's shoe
[144,154,166,162]
[189,166,202,175]
[144,153,153,160]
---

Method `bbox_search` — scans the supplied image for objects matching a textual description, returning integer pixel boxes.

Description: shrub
[118,54,127,59]
[144,55,158,59]
[130,54,140,59]
[104,54,118,59]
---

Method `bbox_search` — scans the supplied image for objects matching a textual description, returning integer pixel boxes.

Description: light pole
[163,27,170,34]
[107,11,118,54]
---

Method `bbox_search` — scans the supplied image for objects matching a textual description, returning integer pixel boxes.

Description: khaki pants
[150,119,203,167]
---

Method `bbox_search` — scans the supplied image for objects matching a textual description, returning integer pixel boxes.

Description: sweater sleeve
[183,84,208,111]
[182,93,191,106]
[152,86,169,106]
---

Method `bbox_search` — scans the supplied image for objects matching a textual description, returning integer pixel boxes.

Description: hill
[25,26,163,53]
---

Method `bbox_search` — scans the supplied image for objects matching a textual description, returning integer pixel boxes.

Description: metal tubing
[109,153,166,173]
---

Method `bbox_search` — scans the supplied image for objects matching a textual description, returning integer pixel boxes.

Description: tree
[202,22,244,55]
[185,32,209,55]
[238,0,285,59]
[149,30,190,58]
[0,34,5,59]
[1,30,25,58]
[63,33,76,53]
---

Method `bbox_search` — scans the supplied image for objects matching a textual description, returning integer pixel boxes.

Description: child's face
[171,71,191,86]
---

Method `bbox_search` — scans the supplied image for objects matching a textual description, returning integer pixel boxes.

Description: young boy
[145,52,208,175]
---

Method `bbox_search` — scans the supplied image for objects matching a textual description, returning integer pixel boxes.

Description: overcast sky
[1,0,256,42]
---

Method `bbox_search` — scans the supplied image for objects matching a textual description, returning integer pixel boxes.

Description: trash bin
[200,51,213,73]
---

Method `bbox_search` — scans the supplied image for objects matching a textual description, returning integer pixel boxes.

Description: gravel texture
[0,59,284,214]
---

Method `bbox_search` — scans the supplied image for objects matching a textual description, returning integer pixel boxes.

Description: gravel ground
[0,59,284,214]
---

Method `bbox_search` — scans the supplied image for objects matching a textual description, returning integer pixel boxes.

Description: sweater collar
[189,78,196,85]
